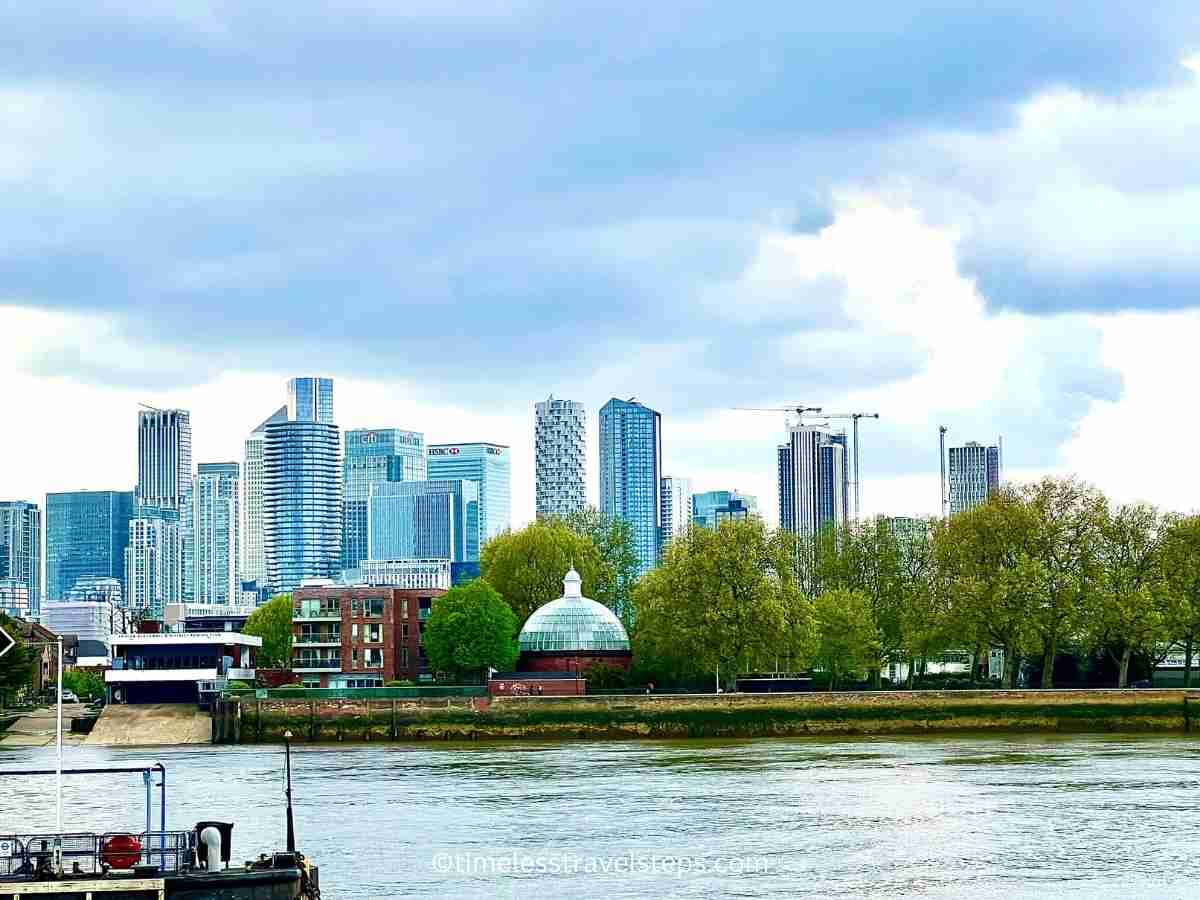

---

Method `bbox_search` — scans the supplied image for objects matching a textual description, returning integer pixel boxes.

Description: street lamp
[283,730,295,853]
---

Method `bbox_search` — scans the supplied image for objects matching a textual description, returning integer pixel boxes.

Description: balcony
[293,653,342,673]
[293,601,342,622]
[295,631,341,647]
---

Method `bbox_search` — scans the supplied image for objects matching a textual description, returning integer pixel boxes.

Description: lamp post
[283,730,295,853]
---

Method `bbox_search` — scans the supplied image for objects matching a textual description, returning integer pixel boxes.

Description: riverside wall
[211,689,1200,743]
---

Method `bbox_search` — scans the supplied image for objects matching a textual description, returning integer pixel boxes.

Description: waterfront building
[125,506,181,618]
[599,398,662,576]
[291,584,448,687]
[777,425,848,537]
[342,428,426,572]
[45,490,134,603]
[426,443,511,546]
[242,406,288,594]
[0,500,41,616]
[263,411,341,595]
[517,568,632,673]
[660,476,693,543]
[105,630,260,705]
[41,599,131,666]
[948,441,1003,515]
[192,463,240,605]
[692,490,759,529]
[367,480,479,563]
[287,376,334,424]
[534,396,586,519]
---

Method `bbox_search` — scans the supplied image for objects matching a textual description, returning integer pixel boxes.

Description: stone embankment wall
[212,689,1200,743]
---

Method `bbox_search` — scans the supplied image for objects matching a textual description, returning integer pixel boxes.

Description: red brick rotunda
[517,568,632,673]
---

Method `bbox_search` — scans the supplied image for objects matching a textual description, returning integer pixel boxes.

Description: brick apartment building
[291,585,446,688]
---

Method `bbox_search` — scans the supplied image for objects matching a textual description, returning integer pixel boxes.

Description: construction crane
[939,425,948,518]
[733,405,881,520]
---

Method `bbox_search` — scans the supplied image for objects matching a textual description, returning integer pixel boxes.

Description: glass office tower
[426,443,511,549]
[46,490,134,602]
[287,377,334,424]
[367,480,479,562]
[342,428,426,572]
[598,398,662,576]
[0,500,41,616]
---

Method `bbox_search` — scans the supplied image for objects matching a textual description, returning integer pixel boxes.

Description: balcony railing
[293,653,342,672]
[296,631,341,645]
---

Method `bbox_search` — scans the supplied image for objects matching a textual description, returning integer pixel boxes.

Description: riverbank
[211,689,1200,743]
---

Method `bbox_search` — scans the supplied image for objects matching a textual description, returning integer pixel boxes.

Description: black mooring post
[284,730,296,852]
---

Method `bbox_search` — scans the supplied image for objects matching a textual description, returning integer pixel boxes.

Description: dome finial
[563,565,582,598]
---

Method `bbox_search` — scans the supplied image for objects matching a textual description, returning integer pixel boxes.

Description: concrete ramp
[87,704,212,746]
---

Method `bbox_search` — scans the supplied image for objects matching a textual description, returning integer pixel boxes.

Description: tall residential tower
[0,501,41,617]
[242,406,288,593]
[777,425,848,537]
[599,398,662,575]
[660,476,693,544]
[534,397,586,519]
[193,462,241,605]
[948,441,1003,515]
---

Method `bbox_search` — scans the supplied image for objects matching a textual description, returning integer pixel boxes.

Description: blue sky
[3,2,1200,523]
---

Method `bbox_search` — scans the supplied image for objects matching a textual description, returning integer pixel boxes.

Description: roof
[518,569,630,654]
[110,632,262,647]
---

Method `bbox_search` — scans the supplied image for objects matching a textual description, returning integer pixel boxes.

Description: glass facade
[779,425,846,537]
[136,409,191,510]
[693,490,759,529]
[518,571,630,653]
[367,480,479,562]
[46,490,134,603]
[949,441,1002,515]
[599,398,662,576]
[287,377,334,424]
[263,420,342,594]
[426,443,511,549]
[193,462,240,605]
[342,428,426,572]
[0,500,40,616]
[242,405,288,591]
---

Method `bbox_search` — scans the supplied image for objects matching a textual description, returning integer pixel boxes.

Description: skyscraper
[948,440,1003,515]
[342,428,426,572]
[660,476,693,543]
[599,398,662,575]
[534,396,586,519]
[778,424,848,537]
[263,383,341,594]
[45,490,134,602]
[242,405,288,591]
[0,501,41,617]
[125,505,180,617]
[192,463,240,605]
[287,377,334,424]
[367,480,480,562]
[136,409,192,510]
[426,443,511,547]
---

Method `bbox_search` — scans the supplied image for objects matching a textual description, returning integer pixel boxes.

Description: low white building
[106,631,261,705]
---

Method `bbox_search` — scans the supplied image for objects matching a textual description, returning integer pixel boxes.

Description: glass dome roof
[518,569,631,653]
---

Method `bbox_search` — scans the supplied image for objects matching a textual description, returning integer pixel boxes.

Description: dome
[518,568,631,653]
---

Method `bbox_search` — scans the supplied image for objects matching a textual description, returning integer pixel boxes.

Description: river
[3,735,1199,898]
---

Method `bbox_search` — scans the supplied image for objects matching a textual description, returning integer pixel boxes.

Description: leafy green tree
[561,507,640,625]
[1162,515,1200,686]
[244,594,293,669]
[894,521,949,686]
[812,589,878,690]
[423,580,519,680]
[0,616,34,706]
[632,518,787,690]
[63,669,105,700]
[481,521,606,625]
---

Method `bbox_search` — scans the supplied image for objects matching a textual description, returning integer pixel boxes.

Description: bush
[385,680,416,687]
[583,662,627,689]
[63,670,105,700]
[225,680,252,691]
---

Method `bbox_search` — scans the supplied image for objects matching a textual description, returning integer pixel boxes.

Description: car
[59,689,79,703]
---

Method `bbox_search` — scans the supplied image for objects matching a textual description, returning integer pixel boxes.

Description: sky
[3,2,1200,527]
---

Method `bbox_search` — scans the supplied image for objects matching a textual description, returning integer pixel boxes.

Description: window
[400,599,408,619]
[351,623,359,641]
[367,624,382,643]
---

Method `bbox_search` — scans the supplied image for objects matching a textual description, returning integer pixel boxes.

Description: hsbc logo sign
[429,447,460,456]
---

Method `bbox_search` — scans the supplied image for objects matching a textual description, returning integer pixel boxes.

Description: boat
[0,744,319,898]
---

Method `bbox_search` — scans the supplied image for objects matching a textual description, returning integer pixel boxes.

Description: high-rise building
[242,406,288,592]
[367,480,480,563]
[777,425,848,537]
[263,419,341,595]
[426,443,511,547]
[534,397,586,519]
[45,490,134,603]
[693,490,759,529]
[192,463,240,605]
[660,476,693,543]
[287,377,334,424]
[599,398,662,575]
[136,409,192,510]
[342,429,426,572]
[948,441,1003,515]
[0,500,40,617]
[125,506,181,617]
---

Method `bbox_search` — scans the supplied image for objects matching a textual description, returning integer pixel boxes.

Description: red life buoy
[102,834,141,869]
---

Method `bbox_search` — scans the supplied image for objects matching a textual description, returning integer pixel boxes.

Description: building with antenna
[948,440,1003,515]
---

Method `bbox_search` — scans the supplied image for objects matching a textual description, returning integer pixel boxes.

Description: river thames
[4,735,1199,898]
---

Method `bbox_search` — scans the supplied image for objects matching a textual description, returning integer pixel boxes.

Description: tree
[423,580,519,681]
[893,522,949,687]
[63,669,105,700]
[481,521,606,625]
[812,589,878,690]
[0,616,34,706]
[631,518,787,690]
[561,507,640,625]
[244,595,293,669]
[1162,515,1200,686]
[1090,502,1173,687]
